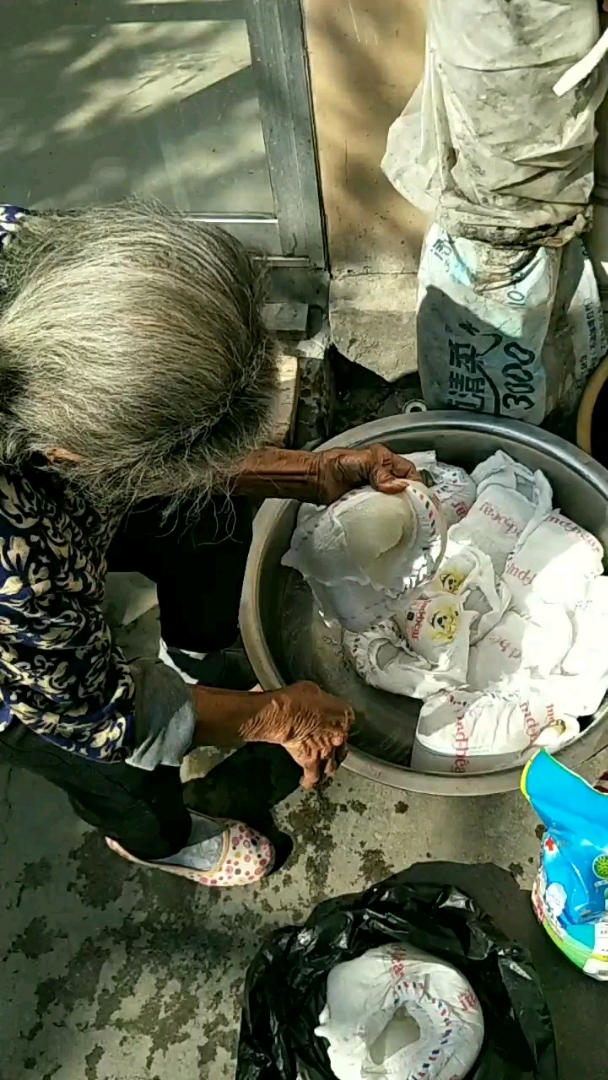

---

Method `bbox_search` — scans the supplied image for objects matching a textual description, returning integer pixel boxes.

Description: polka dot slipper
[106,820,275,886]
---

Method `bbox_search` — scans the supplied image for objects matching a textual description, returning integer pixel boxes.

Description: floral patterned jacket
[0,206,135,761]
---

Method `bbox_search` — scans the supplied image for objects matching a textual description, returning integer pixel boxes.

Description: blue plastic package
[522,749,608,980]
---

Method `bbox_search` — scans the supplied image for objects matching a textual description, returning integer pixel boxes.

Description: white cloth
[315,943,484,1080]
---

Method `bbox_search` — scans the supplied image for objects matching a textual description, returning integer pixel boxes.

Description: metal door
[2,0,326,301]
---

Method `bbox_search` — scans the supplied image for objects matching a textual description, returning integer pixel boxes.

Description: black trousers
[110,493,253,653]
[0,495,253,861]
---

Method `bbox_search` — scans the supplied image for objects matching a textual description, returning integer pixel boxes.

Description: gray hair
[0,203,278,507]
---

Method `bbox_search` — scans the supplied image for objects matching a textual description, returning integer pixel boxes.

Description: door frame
[191,0,328,308]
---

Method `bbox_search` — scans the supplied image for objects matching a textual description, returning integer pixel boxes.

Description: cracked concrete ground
[2,604,608,1079]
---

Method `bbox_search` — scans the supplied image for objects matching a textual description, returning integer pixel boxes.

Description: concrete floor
[2,734,608,1080]
[0,757,530,1080]
[2,599,608,1079]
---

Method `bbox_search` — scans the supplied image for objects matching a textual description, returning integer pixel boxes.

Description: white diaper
[315,943,484,1080]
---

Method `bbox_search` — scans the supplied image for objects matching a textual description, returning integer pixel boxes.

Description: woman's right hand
[241,681,354,789]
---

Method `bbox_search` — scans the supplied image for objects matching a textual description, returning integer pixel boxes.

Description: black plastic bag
[236,874,558,1080]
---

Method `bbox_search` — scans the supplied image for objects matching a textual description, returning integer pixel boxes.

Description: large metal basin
[240,413,608,794]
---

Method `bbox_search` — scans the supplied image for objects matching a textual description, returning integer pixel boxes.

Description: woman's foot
[106,819,274,886]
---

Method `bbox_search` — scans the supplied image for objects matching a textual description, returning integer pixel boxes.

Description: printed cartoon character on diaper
[436,564,468,595]
[397,594,463,665]
[423,545,511,645]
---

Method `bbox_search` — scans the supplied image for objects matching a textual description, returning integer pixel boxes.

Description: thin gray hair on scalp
[0,202,278,508]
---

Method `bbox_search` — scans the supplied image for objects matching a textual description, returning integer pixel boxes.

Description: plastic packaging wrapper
[523,749,608,980]
[416,227,606,423]
[235,874,558,1080]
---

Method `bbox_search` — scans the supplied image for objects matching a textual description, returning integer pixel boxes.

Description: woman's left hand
[240,680,354,789]
[313,444,421,504]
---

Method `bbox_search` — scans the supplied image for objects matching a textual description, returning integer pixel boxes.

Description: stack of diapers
[284,444,608,775]
[411,453,608,774]
[315,943,484,1080]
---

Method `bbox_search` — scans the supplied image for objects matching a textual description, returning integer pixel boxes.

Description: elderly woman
[0,203,418,888]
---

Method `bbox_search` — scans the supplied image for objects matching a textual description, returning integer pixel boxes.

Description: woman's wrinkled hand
[313,444,421,505]
[241,681,354,789]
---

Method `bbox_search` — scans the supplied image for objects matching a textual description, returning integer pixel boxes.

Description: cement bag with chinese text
[417,227,606,423]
